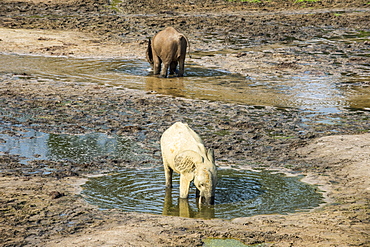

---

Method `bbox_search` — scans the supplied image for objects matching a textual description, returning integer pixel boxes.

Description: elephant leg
[179,173,193,198]
[164,165,173,188]
[178,59,185,77]
[153,56,161,75]
[169,61,178,75]
[160,62,169,78]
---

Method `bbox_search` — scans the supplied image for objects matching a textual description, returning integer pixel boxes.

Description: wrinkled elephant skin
[160,122,217,205]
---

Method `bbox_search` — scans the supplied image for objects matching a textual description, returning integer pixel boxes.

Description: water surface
[82,168,323,219]
[1,52,369,115]
[0,127,145,165]
[203,238,250,247]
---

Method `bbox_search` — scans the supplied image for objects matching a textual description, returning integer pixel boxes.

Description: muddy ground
[0,0,370,246]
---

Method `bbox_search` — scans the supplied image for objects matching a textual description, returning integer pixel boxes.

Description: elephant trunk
[197,189,215,205]
[199,195,215,206]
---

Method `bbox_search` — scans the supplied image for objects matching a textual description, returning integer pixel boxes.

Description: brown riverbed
[0,0,369,246]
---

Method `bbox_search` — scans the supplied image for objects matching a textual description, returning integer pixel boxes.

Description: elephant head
[174,149,217,205]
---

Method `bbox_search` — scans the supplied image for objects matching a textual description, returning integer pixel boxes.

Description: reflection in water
[82,168,324,219]
[1,54,369,115]
[346,83,370,110]
[163,188,215,219]
[145,76,186,97]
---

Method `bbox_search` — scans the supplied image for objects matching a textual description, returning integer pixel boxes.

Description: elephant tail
[185,35,191,59]
[146,38,154,64]
[180,34,191,59]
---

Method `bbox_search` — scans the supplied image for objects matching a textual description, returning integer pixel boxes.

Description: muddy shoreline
[1,0,370,246]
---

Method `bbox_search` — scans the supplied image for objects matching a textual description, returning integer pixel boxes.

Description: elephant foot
[169,70,176,75]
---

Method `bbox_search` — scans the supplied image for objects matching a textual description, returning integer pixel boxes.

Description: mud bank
[1,74,369,246]
[1,0,370,246]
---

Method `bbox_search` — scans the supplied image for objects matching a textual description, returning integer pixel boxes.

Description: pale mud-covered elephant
[146,27,189,78]
[160,122,217,205]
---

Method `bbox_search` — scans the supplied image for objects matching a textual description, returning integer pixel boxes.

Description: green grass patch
[214,130,230,136]
[227,0,262,2]
[271,135,296,140]
[295,0,320,2]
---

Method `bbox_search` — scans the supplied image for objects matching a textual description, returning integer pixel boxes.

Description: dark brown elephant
[146,27,189,78]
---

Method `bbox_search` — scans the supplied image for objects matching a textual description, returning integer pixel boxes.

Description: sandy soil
[0,27,143,58]
[0,0,369,246]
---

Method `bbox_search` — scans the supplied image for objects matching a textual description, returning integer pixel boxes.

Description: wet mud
[1,73,369,174]
[0,0,370,246]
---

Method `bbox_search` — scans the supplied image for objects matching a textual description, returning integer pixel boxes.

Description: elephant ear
[174,150,203,173]
[146,38,153,65]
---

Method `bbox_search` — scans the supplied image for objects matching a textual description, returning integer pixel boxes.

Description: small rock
[49,191,65,199]
[235,52,247,58]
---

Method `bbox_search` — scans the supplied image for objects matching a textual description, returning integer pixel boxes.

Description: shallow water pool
[1,53,369,117]
[81,168,323,219]
[0,127,146,165]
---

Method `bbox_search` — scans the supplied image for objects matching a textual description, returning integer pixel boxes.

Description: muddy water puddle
[0,127,146,166]
[1,53,369,115]
[81,168,323,219]
[203,238,263,247]
[193,34,370,113]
